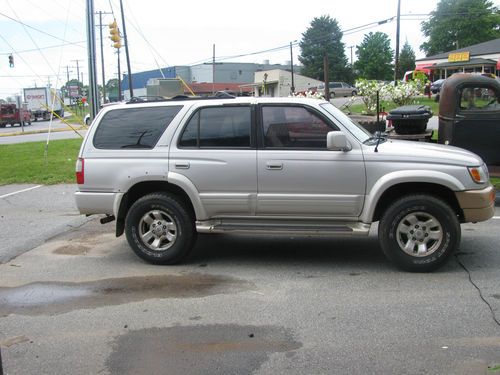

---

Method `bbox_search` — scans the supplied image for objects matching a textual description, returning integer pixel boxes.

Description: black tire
[125,193,196,265]
[329,92,335,99]
[379,194,460,272]
[351,91,357,96]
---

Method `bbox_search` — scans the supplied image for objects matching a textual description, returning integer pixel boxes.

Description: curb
[0,125,85,137]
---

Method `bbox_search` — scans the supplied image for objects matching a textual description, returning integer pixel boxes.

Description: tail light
[76,157,84,184]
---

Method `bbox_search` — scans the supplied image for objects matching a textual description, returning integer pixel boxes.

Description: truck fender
[167,171,207,220]
[360,170,465,223]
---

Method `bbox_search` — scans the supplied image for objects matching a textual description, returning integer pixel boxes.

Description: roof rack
[126,91,237,104]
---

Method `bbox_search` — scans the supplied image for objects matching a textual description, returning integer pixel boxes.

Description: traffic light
[109,20,122,49]
[8,54,14,67]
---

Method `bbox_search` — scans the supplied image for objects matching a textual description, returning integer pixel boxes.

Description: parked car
[318,82,357,98]
[431,79,446,94]
[75,95,494,272]
[438,73,500,165]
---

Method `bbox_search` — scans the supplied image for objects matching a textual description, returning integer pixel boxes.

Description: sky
[0,0,497,99]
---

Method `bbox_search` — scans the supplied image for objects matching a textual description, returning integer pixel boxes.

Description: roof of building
[417,38,500,61]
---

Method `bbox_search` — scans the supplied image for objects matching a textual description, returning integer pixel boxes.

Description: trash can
[386,105,433,135]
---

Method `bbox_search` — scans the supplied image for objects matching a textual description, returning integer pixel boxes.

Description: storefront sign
[448,51,470,63]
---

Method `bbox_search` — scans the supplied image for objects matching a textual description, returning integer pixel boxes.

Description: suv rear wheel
[125,193,196,264]
[379,195,460,272]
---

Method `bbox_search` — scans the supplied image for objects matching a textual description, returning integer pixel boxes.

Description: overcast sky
[0,0,498,98]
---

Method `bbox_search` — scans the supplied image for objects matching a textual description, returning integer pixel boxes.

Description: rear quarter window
[93,106,182,149]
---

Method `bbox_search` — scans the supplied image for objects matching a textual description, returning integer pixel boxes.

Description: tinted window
[179,106,251,148]
[262,106,335,148]
[94,106,182,149]
[329,83,342,88]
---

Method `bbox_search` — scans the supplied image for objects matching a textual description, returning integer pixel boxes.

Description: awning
[414,63,431,74]
[426,58,496,70]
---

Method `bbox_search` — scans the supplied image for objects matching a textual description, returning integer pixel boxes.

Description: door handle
[266,162,283,170]
[175,162,190,169]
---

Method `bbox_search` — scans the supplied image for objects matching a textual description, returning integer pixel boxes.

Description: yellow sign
[448,51,470,62]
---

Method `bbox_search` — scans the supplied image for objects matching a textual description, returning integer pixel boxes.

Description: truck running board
[196,220,371,236]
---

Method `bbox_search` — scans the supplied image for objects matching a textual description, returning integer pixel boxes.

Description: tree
[398,41,416,77]
[354,32,393,81]
[105,78,120,101]
[421,0,500,56]
[299,15,352,83]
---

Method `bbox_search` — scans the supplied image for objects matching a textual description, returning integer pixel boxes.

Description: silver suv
[75,96,494,271]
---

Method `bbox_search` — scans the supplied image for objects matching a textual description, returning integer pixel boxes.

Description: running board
[196,220,371,236]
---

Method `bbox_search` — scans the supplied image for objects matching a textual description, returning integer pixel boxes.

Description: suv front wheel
[379,194,460,272]
[125,193,196,264]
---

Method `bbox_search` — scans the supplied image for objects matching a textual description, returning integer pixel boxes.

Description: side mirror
[327,131,351,151]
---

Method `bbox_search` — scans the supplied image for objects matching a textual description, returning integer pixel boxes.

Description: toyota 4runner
[75,96,495,271]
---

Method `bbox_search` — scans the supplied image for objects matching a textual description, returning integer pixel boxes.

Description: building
[121,61,299,99]
[415,38,500,79]
[241,69,322,97]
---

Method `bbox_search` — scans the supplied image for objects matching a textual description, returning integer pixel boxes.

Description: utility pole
[117,49,122,101]
[96,11,112,103]
[119,0,133,98]
[290,41,295,94]
[323,53,330,100]
[203,46,222,95]
[394,0,401,85]
[63,65,73,99]
[348,46,354,66]
[72,59,83,95]
[85,0,100,119]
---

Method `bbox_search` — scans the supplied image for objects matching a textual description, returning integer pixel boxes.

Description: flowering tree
[355,79,388,114]
[291,90,325,100]
[384,80,425,106]
[355,79,426,114]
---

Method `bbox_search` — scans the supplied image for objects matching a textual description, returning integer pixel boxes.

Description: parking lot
[1,184,499,374]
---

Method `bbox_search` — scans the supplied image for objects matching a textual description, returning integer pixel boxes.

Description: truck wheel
[379,195,460,272]
[125,193,196,265]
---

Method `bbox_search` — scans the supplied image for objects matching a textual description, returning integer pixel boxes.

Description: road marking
[0,185,42,199]
[493,217,500,219]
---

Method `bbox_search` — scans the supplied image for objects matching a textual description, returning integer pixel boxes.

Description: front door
[256,104,366,217]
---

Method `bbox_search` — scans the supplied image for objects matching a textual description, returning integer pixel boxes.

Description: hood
[364,139,484,166]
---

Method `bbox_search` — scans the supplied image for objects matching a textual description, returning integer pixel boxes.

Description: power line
[0,11,84,47]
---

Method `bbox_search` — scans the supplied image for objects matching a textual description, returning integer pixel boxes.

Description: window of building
[93,106,182,149]
[262,105,336,148]
[179,106,251,148]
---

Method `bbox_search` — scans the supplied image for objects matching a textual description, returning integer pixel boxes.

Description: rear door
[256,104,365,217]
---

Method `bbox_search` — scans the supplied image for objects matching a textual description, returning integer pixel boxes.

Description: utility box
[146,79,184,98]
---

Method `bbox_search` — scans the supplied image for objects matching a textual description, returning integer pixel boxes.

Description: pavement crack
[455,254,500,328]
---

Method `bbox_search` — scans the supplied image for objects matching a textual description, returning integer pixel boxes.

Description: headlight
[468,165,489,184]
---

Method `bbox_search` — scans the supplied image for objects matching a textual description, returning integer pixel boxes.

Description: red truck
[0,103,32,128]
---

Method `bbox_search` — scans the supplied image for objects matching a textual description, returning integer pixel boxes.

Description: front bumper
[455,184,495,223]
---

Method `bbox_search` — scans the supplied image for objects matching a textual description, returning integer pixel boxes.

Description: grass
[347,96,439,116]
[0,138,82,185]
[491,177,500,190]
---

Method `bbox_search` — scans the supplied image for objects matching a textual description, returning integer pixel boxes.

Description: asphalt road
[0,184,499,374]
[0,116,86,145]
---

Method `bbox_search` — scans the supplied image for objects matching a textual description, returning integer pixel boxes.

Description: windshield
[320,102,371,142]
